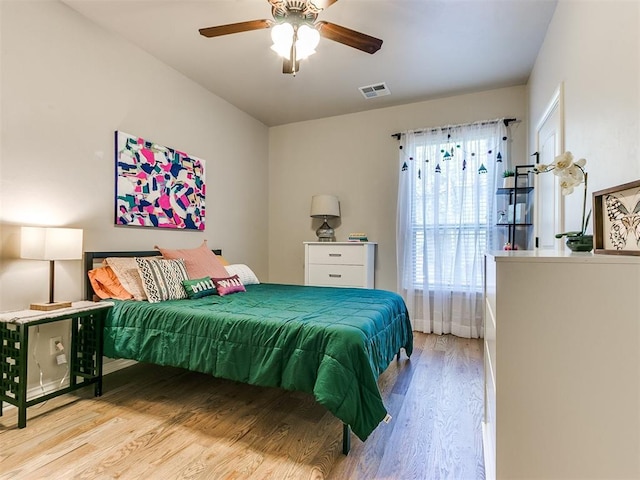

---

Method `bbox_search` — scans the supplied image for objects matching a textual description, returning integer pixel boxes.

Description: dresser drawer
[307,244,366,265]
[307,264,366,287]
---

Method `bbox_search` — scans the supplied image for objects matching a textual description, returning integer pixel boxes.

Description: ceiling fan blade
[316,21,382,54]
[199,19,272,38]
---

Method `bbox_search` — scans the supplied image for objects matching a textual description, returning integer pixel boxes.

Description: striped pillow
[136,258,189,303]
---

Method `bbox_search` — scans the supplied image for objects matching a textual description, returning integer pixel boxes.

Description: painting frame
[114,131,206,230]
[593,179,640,255]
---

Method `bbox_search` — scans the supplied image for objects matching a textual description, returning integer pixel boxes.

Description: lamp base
[30,301,72,311]
[316,220,335,242]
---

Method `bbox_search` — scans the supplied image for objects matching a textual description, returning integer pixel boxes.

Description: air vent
[358,82,391,99]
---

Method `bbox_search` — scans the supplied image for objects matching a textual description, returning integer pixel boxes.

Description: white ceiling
[61,0,557,127]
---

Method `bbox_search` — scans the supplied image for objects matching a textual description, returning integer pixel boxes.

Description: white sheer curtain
[396,120,508,338]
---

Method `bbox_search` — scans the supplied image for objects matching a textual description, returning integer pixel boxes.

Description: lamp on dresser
[20,226,83,311]
[310,194,340,242]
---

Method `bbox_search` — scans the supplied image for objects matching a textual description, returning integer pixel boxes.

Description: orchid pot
[535,152,592,253]
[564,234,594,252]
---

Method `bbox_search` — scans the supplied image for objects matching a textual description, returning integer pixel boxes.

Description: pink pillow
[155,241,228,280]
[212,275,246,296]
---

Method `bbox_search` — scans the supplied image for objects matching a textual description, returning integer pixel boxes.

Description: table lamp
[310,194,340,242]
[21,226,83,311]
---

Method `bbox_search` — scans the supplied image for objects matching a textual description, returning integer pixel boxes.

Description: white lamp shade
[21,227,83,260]
[310,195,340,218]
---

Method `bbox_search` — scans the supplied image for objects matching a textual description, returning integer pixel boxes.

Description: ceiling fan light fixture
[271,22,294,57]
[271,42,292,58]
[271,22,294,43]
[271,22,319,61]
[200,0,383,75]
[296,24,320,59]
[295,47,316,61]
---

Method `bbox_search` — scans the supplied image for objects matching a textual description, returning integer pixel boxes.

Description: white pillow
[224,264,260,285]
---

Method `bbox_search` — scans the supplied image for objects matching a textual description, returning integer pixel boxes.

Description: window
[396,120,507,337]
[410,140,491,290]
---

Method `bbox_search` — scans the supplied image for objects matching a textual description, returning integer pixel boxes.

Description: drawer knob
[329,274,342,278]
[328,253,342,257]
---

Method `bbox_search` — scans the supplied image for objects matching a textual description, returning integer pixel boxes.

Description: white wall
[524,3,639,476]
[0,0,269,312]
[269,86,528,291]
[528,0,640,234]
[0,0,269,389]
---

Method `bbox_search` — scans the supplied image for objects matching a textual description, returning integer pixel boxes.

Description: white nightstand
[304,242,376,288]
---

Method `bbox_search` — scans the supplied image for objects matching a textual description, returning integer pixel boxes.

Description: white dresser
[483,251,640,480]
[304,242,376,288]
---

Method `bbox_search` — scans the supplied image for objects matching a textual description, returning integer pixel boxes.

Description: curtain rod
[390,118,518,140]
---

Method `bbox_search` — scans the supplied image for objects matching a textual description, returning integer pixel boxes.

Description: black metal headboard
[83,249,222,301]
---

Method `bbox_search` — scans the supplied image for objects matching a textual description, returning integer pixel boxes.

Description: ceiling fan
[199,0,383,75]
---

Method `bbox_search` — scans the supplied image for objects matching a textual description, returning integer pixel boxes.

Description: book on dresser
[348,232,369,242]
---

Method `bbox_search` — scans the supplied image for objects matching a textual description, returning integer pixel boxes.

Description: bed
[84,250,413,453]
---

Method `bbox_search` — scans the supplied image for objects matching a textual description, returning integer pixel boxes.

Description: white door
[534,85,564,251]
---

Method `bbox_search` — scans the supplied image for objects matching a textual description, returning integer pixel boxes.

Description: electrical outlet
[49,336,62,355]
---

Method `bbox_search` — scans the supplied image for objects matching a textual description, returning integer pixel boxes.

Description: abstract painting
[115,131,206,230]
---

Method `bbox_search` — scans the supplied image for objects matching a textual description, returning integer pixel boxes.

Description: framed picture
[593,179,640,255]
[115,131,206,230]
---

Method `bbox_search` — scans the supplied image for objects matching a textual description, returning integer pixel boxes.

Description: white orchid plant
[534,151,590,239]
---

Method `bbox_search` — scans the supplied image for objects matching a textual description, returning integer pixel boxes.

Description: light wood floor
[0,333,484,480]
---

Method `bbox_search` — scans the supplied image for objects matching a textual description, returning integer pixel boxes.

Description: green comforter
[103,283,413,441]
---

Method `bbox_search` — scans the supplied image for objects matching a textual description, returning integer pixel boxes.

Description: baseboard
[2,358,137,412]
[103,358,138,376]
